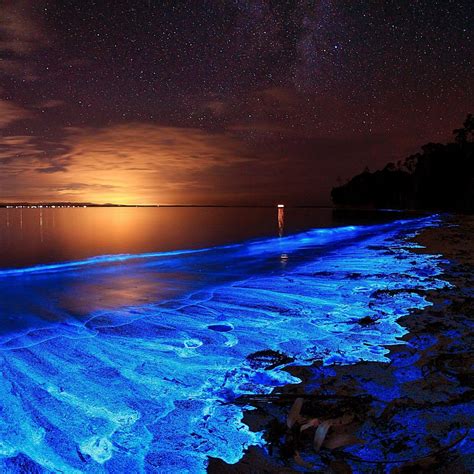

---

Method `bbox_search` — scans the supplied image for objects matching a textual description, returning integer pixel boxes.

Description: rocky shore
[209,214,474,473]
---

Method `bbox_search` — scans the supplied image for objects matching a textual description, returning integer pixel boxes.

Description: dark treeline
[331,114,474,213]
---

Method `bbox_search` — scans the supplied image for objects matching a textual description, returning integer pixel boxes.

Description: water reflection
[277,204,285,237]
[0,207,336,269]
[0,207,422,269]
[39,209,44,243]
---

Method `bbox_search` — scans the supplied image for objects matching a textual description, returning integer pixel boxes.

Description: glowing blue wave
[0,218,419,278]
[0,217,448,472]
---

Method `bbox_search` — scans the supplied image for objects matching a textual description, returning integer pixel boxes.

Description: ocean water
[0,207,420,269]
[0,208,448,472]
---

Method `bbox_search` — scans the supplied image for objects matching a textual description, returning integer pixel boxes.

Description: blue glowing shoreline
[0,217,427,278]
[0,216,450,473]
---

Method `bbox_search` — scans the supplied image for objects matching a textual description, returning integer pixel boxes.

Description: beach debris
[313,419,332,451]
[300,418,320,432]
[285,397,361,456]
[313,414,356,452]
[286,397,304,429]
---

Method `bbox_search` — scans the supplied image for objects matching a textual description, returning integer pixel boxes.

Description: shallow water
[0,213,448,472]
[0,207,419,268]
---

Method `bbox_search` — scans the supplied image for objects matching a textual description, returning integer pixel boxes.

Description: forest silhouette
[331,114,474,213]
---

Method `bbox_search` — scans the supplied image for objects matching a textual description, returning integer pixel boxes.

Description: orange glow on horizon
[0,123,250,205]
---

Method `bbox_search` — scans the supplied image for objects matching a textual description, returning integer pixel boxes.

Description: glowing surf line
[0,217,434,277]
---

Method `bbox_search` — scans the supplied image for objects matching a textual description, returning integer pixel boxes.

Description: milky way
[0,1,473,204]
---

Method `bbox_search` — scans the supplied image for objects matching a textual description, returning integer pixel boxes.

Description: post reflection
[277,204,285,237]
[39,209,44,243]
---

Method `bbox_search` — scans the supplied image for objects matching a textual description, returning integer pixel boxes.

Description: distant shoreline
[0,203,435,211]
[0,203,335,209]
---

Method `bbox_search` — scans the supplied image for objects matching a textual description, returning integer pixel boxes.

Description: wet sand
[209,214,474,473]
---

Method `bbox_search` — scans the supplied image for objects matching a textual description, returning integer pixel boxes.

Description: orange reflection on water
[0,207,286,268]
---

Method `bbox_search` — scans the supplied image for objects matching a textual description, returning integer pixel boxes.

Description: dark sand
[209,215,474,473]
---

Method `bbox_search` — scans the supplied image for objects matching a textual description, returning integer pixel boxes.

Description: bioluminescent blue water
[0,217,448,472]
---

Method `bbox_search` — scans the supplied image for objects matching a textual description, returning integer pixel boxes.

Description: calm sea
[0,206,417,268]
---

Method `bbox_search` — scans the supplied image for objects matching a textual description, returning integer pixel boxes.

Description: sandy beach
[210,214,474,473]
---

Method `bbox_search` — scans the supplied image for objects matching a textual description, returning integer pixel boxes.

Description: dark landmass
[209,215,474,473]
[332,114,474,213]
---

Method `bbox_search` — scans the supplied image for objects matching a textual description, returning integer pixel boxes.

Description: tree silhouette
[453,113,474,145]
[331,114,474,213]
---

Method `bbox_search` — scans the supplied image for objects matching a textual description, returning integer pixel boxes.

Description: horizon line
[0,201,333,209]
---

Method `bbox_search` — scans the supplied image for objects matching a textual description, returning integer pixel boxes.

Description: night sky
[1,1,472,205]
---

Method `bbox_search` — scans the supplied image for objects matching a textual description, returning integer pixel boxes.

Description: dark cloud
[0,100,30,128]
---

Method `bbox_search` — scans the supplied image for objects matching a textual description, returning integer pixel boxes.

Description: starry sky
[0,0,473,205]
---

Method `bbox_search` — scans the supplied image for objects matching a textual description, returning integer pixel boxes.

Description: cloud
[36,99,65,109]
[0,100,30,128]
[55,182,119,193]
[259,87,300,106]
[0,123,254,204]
[51,123,252,202]
[205,100,227,117]
[0,58,39,80]
[0,1,47,55]
[0,1,47,82]
[0,116,415,205]
[37,164,68,174]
